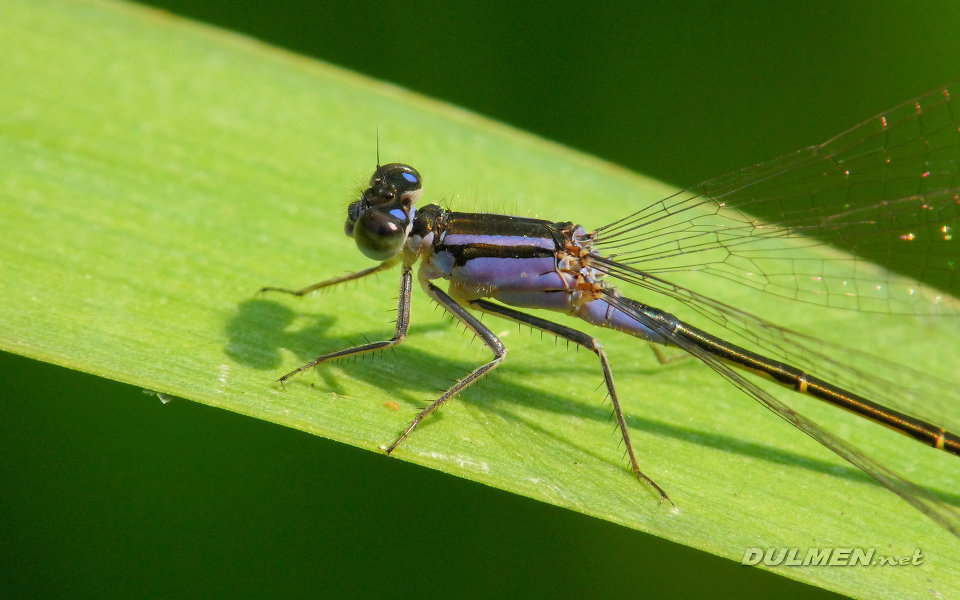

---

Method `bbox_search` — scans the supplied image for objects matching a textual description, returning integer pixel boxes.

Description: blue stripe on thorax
[438,212,565,264]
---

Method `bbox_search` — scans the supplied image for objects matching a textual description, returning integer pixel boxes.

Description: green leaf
[1,1,958,598]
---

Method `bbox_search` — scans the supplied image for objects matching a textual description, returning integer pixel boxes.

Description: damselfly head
[344,163,422,261]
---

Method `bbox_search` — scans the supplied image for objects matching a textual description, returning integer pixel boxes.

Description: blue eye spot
[402,172,418,184]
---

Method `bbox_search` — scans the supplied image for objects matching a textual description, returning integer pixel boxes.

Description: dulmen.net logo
[741,547,925,567]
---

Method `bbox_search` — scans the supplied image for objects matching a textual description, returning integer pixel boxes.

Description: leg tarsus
[649,344,688,365]
[259,256,401,296]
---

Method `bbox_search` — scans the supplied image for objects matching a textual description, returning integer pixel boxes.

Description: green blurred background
[3,1,959,598]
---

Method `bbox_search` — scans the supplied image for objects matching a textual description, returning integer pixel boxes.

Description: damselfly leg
[468,297,671,504]
[262,263,412,385]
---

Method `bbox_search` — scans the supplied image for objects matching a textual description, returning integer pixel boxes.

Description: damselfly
[263,83,960,537]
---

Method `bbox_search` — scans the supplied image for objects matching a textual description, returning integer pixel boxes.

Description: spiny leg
[469,298,671,505]
[385,283,507,454]
[259,255,401,296]
[275,265,413,385]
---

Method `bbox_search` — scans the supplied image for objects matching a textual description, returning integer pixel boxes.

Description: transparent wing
[600,289,960,538]
[592,82,960,315]
[591,256,960,435]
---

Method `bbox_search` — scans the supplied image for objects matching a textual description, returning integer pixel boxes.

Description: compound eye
[392,166,421,191]
[374,164,422,200]
[353,209,406,261]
